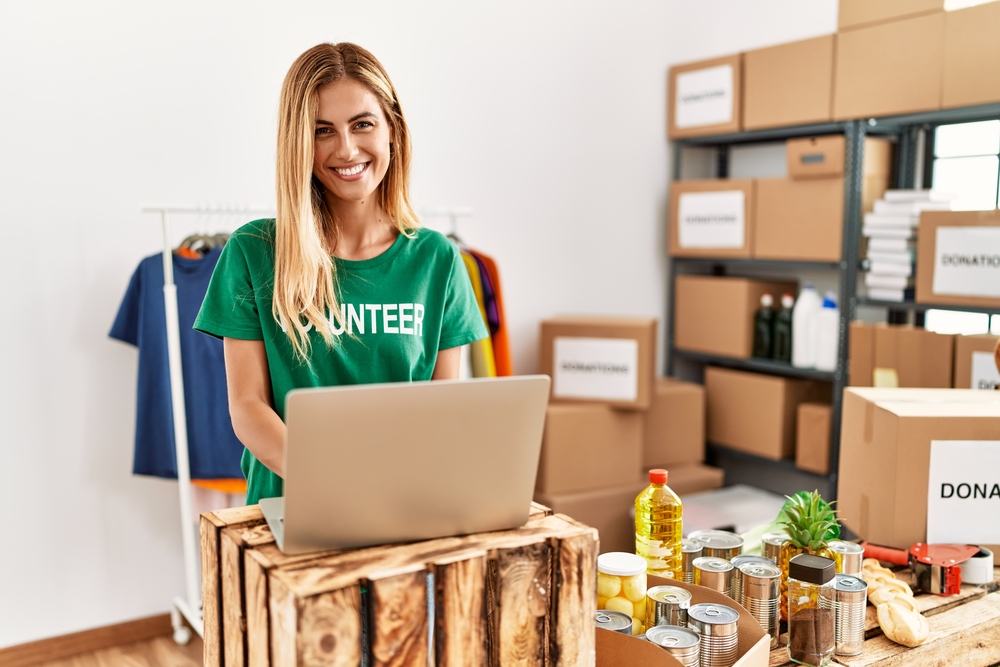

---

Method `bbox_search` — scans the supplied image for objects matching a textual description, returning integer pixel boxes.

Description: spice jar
[681,539,703,583]
[787,554,836,667]
[597,552,647,635]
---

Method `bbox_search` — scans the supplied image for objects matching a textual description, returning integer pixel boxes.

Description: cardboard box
[674,276,797,359]
[540,316,657,410]
[796,403,832,475]
[954,334,1000,390]
[837,388,1000,550]
[833,13,945,120]
[705,367,832,460]
[669,179,755,258]
[535,404,644,495]
[665,462,725,495]
[535,479,646,554]
[874,324,955,388]
[643,378,705,468]
[943,1,1000,109]
[753,177,845,262]
[743,35,834,131]
[668,54,742,139]
[838,0,942,31]
[849,321,876,387]
[786,135,845,179]
[916,210,1000,310]
[597,575,770,667]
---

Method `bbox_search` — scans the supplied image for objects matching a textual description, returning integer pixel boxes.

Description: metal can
[688,530,744,561]
[729,555,774,602]
[687,603,740,667]
[595,610,633,635]
[761,531,789,565]
[738,563,781,649]
[645,624,701,667]
[646,585,693,629]
[681,539,703,584]
[820,574,868,656]
[692,557,734,597]
[828,540,865,576]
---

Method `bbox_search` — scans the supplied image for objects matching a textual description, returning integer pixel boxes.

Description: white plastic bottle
[814,292,840,372]
[791,285,821,368]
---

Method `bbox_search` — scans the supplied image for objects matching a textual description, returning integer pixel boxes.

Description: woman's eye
[315,127,332,136]
[355,121,373,130]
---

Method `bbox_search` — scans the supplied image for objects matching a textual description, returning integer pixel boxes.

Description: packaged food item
[645,624,701,667]
[761,531,789,566]
[828,540,864,576]
[687,603,739,667]
[597,552,647,635]
[635,469,683,579]
[787,553,836,666]
[821,574,867,656]
[681,539,703,583]
[688,529,744,560]
[729,555,775,602]
[752,293,775,359]
[773,293,794,362]
[646,585,693,629]
[692,557,735,597]
[739,563,781,649]
[595,609,633,635]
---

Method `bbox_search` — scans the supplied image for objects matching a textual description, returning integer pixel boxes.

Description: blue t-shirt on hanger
[110,246,244,479]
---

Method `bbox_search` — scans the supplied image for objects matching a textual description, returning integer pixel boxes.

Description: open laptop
[259,375,551,554]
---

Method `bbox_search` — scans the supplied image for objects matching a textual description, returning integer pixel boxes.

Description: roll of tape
[960,547,994,586]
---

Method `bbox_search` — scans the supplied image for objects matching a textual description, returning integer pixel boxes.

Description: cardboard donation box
[666,463,725,495]
[596,575,770,667]
[669,179,755,258]
[849,321,876,387]
[643,378,705,468]
[674,276,797,359]
[834,12,945,120]
[668,54,742,139]
[943,1,1000,109]
[838,388,1000,551]
[705,367,831,460]
[535,404,643,495]
[540,316,657,410]
[796,403,832,475]
[954,334,1000,390]
[838,0,943,31]
[536,480,646,554]
[754,177,844,262]
[742,35,834,131]
[874,324,955,389]
[916,210,1000,310]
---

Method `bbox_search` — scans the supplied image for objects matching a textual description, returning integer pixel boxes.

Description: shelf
[671,349,838,382]
[674,121,848,146]
[672,257,843,272]
[705,443,835,500]
[856,298,1000,316]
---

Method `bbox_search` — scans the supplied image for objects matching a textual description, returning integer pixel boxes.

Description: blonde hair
[273,42,419,361]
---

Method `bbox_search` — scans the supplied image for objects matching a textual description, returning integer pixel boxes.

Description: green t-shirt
[193,219,488,504]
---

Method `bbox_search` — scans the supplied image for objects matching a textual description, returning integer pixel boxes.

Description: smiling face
[312,78,392,205]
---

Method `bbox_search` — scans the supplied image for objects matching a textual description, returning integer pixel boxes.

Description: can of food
[692,557,734,597]
[681,539,703,584]
[646,585,693,629]
[761,532,789,565]
[729,555,774,602]
[820,574,868,656]
[687,604,739,667]
[688,530,744,561]
[595,610,634,635]
[738,563,781,649]
[828,541,865,576]
[645,624,701,667]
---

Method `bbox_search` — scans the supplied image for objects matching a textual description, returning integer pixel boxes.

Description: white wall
[0,0,834,647]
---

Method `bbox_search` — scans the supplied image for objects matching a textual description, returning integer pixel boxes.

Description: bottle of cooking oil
[635,468,683,579]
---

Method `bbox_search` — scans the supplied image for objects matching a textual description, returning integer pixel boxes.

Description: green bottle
[752,293,775,358]
[773,293,794,363]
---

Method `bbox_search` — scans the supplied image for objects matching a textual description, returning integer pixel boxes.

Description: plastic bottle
[773,293,794,363]
[635,468,683,580]
[792,285,821,369]
[752,293,775,359]
[815,292,840,372]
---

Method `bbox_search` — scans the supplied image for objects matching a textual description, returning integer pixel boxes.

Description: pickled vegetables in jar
[597,552,648,635]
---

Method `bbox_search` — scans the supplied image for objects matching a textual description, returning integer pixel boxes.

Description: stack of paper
[861,190,956,301]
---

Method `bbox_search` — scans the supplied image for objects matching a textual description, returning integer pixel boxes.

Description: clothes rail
[140,204,273,644]
[419,206,473,239]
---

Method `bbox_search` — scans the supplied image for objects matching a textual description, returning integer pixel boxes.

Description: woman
[195,43,488,506]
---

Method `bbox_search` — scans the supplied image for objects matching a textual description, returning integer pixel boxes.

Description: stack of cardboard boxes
[534,316,722,553]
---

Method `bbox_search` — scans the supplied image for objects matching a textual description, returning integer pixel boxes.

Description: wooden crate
[201,502,598,667]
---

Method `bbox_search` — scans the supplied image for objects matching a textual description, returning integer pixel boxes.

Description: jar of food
[787,554,836,666]
[688,530,744,561]
[597,552,647,635]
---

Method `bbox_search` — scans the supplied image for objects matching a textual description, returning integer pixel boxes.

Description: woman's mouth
[332,162,369,179]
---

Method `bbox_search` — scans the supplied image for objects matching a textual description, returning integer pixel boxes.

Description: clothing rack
[419,206,474,240]
[140,204,274,644]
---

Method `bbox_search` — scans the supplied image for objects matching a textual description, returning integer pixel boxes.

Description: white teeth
[335,163,366,176]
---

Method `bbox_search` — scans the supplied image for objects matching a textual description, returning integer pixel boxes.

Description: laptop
[259,375,551,554]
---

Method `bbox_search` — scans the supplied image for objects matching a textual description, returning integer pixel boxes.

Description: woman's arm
[224,338,287,477]
[432,346,463,380]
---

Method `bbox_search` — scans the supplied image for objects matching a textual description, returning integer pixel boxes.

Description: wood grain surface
[299,586,363,667]
[434,553,488,667]
[369,570,429,667]
[495,542,551,667]
[244,550,271,667]
[553,533,599,667]
[222,528,249,667]
[202,514,224,667]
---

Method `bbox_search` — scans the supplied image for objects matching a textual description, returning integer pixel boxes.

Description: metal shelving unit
[672,350,837,382]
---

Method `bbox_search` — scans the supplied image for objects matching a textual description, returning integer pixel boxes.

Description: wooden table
[768,568,1000,666]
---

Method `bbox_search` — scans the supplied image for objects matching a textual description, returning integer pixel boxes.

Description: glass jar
[787,554,836,667]
[597,552,647,635]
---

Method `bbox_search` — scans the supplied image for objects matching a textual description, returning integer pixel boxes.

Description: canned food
[597,552,647,635]
[687,604,740,667]
[738,563,781,649]
[728,555,774,602]
[688,530,744,561]
[692,557,734,597]
[646,624,701,667]
[829,541,865,576]
[761,532,789,565]
[681,539,703,584]
[646,585,693,629]
[820,574,868,656]
[595,610,633,635]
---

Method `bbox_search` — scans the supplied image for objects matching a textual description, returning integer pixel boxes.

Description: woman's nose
[335,133,358,161]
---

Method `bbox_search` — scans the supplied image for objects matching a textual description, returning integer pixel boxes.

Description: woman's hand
[432,346,463,380]
[224,338,288,477]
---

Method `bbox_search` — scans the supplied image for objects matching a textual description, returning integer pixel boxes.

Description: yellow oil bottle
[635,468,683,579]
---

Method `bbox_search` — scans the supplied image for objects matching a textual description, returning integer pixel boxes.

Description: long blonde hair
[274,42,419,361]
